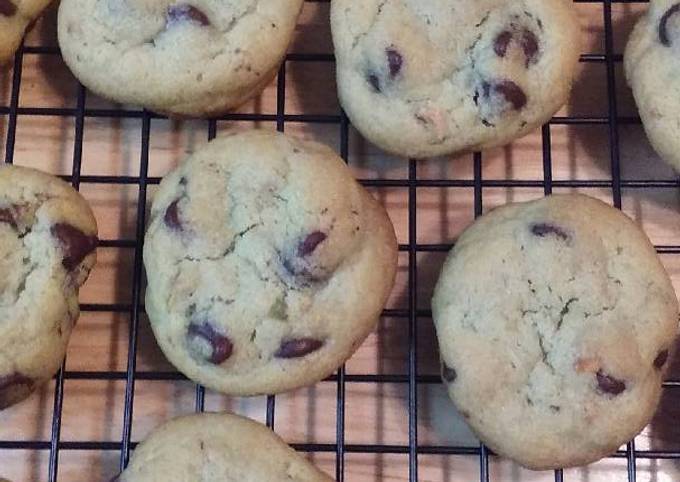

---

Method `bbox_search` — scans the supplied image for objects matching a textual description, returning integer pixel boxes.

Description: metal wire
[2,0,679,481]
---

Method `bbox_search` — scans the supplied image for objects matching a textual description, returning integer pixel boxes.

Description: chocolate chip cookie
[143,130,398,396]
[625,0,680,172]
[432,194,678,469]
[113,412,333,481]
[0,165,98,410]
[0,0,53,63]
[331,0,581,159]
[57,0,304,117]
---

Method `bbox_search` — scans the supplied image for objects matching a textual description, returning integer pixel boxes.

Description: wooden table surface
[1,2,680,481]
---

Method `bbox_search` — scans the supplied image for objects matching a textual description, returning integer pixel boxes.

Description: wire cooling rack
[1,0,680,481]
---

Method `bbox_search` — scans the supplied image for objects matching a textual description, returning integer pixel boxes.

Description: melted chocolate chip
[660,4,680,47]
[493,31,514,58]
[164,199,183,231]
[367,48,402,92]
[386,47,403,77]
[298,231,327,257]
[654,349,669,369]
[494,80,527,110]
[0,0,17,16]
[493,29,539,67]
[0,206,17,228]
[51,224,98,271]
[530,223,570,241]
[275,338,324,358]
[442,363,457,383]
[167,4,210,26]
[521,29,539,66]
[596,370,626,396]
[187,322,233,364]
[368,73,381,92]
[281,232,331,283]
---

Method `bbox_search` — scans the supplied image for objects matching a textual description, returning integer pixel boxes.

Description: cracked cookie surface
[57,0,303,117]
[331,0,580,159]
[143,130,398,395]
[0,0,53,63]
[432,194,678,469]
[114,412,333,481]
[0,165,97,410]
[625,0,680,172]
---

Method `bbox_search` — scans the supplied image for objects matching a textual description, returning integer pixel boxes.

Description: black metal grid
[1,0,679,481]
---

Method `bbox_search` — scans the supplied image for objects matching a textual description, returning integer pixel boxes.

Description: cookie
[331,0,581,159]
[432,194,678,470]
[625,0,680,172]
[112,412,332,481]
[143,130,398,396]
[0,0,53,63]
[57,0,303,117]
[0,165,97,410]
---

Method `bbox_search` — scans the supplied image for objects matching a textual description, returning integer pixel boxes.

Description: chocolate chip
[478,80,527,113]
[654,349,669,369]
[275,338,324,358]
[530,223,570,241]
[521,29,539,66]
[596,370,626,396]
[368,73,381,92]
[493,29,539,67]
[164,199,183,231]
[0,206,18,228]
[298,231,327,257]
[493,31,513,58]
[386,47,403,77]
[494,80,527,110]
[187,322,233,365]
[281,232,331,283]
[167,4,210,26]
[51,224,98,271]
[0,0,17,16]
[366,48,402,93]
[442,363,457,383]
[660,4,680,47]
